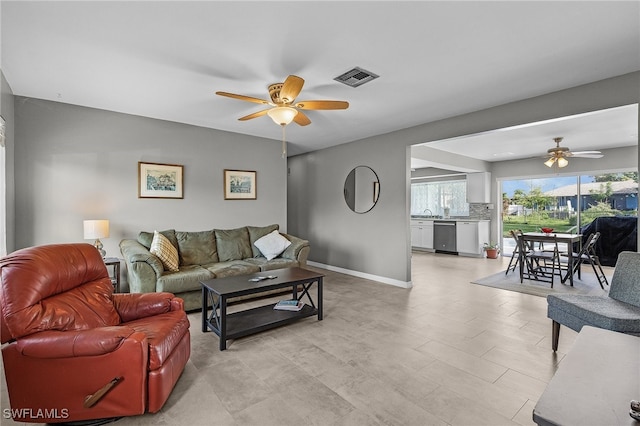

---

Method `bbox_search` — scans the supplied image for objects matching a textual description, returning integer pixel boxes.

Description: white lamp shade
[83,220,110,239]
[267,107,298,125]
[557,157,569,168]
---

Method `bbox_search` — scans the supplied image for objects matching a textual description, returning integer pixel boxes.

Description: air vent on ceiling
[334,67,379,88]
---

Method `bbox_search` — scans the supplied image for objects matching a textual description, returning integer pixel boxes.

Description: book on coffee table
[273,299,304,311]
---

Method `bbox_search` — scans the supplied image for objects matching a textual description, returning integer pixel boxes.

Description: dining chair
[506,229,529,275]
[562,232,608,288]
[519,235,563,288]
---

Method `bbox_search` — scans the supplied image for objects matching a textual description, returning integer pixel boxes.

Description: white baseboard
[307,261,413,289]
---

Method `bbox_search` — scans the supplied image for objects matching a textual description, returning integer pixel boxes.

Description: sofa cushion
[204,261,261,278]
[176,230,218,266]
[150,231,180,272]
[244,257,299,271]
[138,229,178,251]
[253,230,291,260]
[215,227,252,262]
[247,224,279,257]
[156,265,214,293]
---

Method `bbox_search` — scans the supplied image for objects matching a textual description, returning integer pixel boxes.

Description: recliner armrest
[113,292,183,322]
[15,327,143,358]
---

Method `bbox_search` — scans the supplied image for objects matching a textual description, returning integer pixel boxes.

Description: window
[501,172,638,254]
[411,180,469,217]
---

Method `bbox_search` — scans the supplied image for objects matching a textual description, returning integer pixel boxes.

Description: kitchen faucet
[423,208,433,215]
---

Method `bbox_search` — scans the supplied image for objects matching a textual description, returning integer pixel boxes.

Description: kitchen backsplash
[468,203,492,220]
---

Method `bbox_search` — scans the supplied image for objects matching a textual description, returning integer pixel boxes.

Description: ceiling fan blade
[293,110,311,126]
[571,151,604,158]
[238,109,270,121]
[279,75,304,104]
[295,100,349,110]
[216,91,271,105]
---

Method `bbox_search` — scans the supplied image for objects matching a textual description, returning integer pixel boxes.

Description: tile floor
[1,251,582,425]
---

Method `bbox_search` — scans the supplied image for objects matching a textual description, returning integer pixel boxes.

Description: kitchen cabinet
[456,220,490,257]
[411,220,434,249]
[466,172,491,203]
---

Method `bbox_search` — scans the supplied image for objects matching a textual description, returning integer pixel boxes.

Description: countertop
[411,217,489,222]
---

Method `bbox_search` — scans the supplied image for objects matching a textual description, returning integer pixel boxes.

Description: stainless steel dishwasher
[434,221,457,254]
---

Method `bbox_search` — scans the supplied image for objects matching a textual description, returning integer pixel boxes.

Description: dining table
[520,232,583,286]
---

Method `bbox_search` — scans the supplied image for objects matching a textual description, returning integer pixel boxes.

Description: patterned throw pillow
[150,230,179,272]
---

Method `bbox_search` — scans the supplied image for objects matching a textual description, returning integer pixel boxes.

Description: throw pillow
[150,230,179,272]
[247,224,279,258]
[254,230,291,261]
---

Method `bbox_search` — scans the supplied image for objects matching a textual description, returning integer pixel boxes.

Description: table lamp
[83,219,109,258]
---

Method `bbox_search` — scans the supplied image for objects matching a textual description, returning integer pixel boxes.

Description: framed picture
[224,169,257,200]
[138,162,184,199]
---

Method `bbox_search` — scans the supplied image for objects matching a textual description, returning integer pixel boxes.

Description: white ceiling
[2,1,639,157]
[411,103,639,169]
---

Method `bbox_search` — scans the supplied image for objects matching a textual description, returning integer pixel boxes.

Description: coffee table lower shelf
[205,303,318,342]
[200,267,324,350]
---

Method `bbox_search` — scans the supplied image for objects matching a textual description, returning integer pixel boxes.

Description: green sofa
[119,224,310,311]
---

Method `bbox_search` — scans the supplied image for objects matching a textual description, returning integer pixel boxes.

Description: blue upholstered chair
[547,251,640,351]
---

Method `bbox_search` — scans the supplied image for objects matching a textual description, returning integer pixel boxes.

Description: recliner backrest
[609,251,640,308]
[0,244,120,343]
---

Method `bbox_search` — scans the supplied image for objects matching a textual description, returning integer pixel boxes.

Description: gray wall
[1,71,15,254]
[288,136,411,287]
[13,97,287,259]
[288,72,639,285]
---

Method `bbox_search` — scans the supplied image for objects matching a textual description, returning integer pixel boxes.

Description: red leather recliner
[0,243,191,423]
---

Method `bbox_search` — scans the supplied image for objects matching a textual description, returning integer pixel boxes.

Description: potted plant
[483,242,500,259]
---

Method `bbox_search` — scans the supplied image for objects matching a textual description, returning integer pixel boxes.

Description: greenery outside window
[501,172,638,254]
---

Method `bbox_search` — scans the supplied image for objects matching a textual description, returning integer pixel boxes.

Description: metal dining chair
[519,234,563,288]
[561,232,609,288]
[506,229,529,275]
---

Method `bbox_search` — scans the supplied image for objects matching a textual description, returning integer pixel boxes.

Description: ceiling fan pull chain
[281,124,287,159]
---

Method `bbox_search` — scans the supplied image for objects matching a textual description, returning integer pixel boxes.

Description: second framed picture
[224,169,257,200]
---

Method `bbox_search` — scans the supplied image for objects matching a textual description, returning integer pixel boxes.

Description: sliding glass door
[501,172,637,254]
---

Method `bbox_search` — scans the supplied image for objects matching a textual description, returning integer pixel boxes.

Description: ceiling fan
[215,74,349,127]
[544,137,603,168]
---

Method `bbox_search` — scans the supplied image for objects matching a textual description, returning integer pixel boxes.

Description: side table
[103,257,121,293]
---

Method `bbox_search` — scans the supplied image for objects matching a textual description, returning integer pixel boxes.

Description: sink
[412,215,442,219]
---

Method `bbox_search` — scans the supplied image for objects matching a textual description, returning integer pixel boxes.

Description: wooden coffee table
[200,267,324,350]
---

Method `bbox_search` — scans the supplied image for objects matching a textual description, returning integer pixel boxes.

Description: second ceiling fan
[544,137,604,168]
[216,74,349,127]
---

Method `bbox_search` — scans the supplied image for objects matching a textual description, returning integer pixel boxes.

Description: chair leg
[590,258,609,289]
[505,252,517,275]
[552,321,560,352]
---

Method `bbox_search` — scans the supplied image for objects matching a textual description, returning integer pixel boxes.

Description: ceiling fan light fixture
[544,157,556,167]
[557,157,569,168]
[267,106,298,126]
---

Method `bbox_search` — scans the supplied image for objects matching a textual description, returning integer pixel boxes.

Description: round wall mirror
[343,166,380,214]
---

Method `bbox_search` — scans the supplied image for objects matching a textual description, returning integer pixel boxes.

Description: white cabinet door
[456,221,479,254]
[466,172,491,203]
[423,222,434,249]
[411,220,434,249]
[411,225,424,247]
[456,221,490,256]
